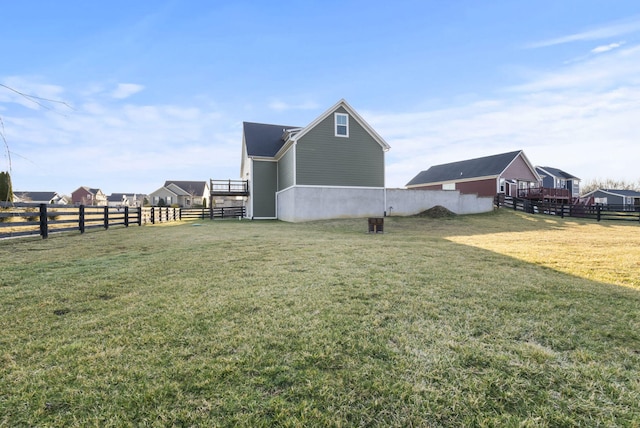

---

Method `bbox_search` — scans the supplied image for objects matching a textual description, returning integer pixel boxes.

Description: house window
[442,183,455,190]
[335,113,349,137]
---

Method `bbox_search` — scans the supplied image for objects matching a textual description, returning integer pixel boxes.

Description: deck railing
[210,179,249,195]
[518,187,570,199]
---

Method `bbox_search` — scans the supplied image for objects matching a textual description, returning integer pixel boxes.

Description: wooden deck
[518,187,571,201]
[210,179,249,196]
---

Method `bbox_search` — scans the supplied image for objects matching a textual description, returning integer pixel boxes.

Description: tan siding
[412,184,442,191]
[503,155,537,181]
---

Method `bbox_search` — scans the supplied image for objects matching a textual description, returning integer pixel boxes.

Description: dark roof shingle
[536,166,579,180]
[406,150,523,186]
[243,122,299,157]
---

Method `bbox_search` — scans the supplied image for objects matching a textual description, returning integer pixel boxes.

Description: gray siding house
[535,166,580,197]
[241,99,390,221]
[582,189,640,209]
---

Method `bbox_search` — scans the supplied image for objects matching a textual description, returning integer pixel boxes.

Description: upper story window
[335,113,349,137]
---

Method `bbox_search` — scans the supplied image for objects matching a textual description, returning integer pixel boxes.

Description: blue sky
[2,0,640,195]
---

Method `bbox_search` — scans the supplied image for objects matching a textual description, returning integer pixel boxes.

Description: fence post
[104,206,109,229]
[561,202,564,218]
[39,203,48,239]
[79,205,85,233]
[124,206,129,227]
[597,204,602,222]
[137,207,142,226]
[151,207,155,224]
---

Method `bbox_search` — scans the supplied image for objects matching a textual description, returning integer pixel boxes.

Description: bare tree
[581,178,640,195]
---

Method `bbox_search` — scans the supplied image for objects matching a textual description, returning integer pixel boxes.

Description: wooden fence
[0,203,181,239]
[181,206,246,220]
[495,196,640,223]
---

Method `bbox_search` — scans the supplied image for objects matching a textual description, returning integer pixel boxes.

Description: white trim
[248,159,254,218]
[334,112,349,137]
[293,142,297,186]
[583,188,640,198]
[272,99,391,159]
[285,184,386,190]
[291,99,391,151]
[503,151,542,182]
[275,184,386,199]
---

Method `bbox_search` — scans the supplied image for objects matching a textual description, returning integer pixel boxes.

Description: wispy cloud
[5,83,236,194]
[268,99,320,112]
[591,42,624,54]
[366,41,640,187]
[111,83,144,99]
[528,16,640,48]
[510,44,640,92]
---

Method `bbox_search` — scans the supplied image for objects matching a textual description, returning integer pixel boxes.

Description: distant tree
[157,198,166,207]
[581,178,640,195]
[0,171,12,202]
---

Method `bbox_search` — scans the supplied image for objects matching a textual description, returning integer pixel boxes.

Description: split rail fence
[495,196,640,223]
[0,203,180,239]
[1,203,248,240]
[181,206,246,220]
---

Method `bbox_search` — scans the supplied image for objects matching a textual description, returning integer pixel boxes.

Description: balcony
[518,187,570,200]
[210,180,249,197]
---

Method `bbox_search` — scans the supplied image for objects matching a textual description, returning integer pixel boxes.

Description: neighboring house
[71,187,107,206]
[535,166,581,198]
[148,181,209,207]
[241,99,390,221]
[107,193,146,208]
[13,191,69,204]
[582,189,640,209]
[406,150,540,198]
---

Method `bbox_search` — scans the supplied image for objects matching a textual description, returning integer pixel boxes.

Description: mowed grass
[1,210,639,427]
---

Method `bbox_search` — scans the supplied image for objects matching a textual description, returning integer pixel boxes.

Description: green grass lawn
[1,210,639,427]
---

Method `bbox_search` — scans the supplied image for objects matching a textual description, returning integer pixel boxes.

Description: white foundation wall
[385,189,494,216]
[276,186,494,222]
[277,187,386,222]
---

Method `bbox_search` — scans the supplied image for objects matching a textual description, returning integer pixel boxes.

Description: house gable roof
[243,122,299,158]
[165,183,191,196]
[163,181,207,195]
[406,150,527,187]
[287,99,390,152]
[583,188,640,198]
[14,191,58,202]
[242,99,390,161]
[536,166,580,181]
